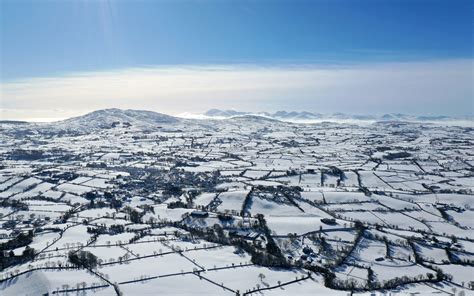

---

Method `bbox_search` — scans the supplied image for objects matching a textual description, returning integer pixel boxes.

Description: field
[0,110,473,295]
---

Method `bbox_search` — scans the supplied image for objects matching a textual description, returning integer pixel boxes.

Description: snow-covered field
[0,109,473,295]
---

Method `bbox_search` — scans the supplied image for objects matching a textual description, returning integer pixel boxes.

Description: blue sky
[0,0,472,120]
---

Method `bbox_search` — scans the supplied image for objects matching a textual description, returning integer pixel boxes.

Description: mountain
[7,108,471,137]
[273,110,323,120]
[201,109,472,123]
[202,109,370,121]
[204,109,248,117]
[0,120,29,125]
[43,108,181,133]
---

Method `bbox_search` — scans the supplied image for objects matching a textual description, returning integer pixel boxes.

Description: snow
[0,269,107,296]
[217,190,249,212]
[1,110,473,295]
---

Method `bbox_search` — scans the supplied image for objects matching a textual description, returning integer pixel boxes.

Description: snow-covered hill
[3,108,472,138]
[40,108,181,134]
[61,108,179,127]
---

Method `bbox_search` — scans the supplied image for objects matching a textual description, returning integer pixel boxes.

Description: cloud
[1,59,472,121]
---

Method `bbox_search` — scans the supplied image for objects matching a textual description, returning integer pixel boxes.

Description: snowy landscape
[0,108,473,295]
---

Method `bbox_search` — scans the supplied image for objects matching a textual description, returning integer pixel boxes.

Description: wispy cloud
[1,59,472,121]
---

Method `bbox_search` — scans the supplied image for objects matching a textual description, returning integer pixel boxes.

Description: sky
[0,0,473,121]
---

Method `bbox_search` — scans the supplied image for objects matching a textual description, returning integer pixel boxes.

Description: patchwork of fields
[0,110,473,295]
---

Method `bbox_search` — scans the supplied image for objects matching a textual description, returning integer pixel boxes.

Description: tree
[22,246,35,260]
[367,266,376,289]
[68,250,98,269]
[129,209,141,223]
[468,281,474,290]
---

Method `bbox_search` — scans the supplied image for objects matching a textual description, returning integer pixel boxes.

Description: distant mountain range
[202,109,472,122]
[5,108,471,136]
